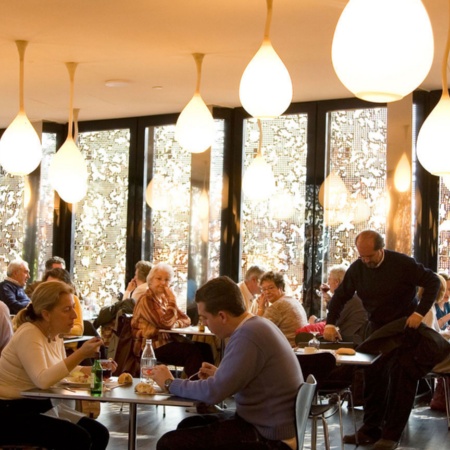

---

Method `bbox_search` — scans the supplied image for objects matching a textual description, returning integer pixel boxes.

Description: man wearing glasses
[324,230,441,450]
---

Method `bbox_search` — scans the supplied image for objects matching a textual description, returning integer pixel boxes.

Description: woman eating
[0,281,109,450]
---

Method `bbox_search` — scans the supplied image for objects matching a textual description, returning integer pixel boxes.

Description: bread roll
[336,347,356,355]
[135,382,156,394]
[118,372,133,384]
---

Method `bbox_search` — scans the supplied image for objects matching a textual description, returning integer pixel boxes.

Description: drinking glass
[99,359,114,380]
[308,332,321,351]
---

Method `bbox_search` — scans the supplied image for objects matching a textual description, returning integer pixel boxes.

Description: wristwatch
[164,378,173,392]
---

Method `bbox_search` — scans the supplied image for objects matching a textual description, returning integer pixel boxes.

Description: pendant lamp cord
[193,53,204,95]
[65,62,78,139]
[264,0,273,41]
[16,40,28,113]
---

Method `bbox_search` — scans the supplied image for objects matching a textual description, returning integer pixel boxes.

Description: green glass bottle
[90,357,103,397]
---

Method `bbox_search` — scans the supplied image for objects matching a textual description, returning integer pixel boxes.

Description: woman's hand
[198,362,217,380]
[162,286,177,305]
[79,336,103,359]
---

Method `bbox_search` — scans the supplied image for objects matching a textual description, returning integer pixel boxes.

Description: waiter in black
[324,230,440,450]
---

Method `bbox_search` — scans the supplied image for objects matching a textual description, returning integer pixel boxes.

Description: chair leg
[320,415,331,450]
[336,395,345,450]
[443,375,450,429]
[311,417,318,450]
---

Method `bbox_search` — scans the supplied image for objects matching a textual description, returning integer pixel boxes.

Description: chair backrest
[295,374,317,450]
[296,352,337,387]
[295,332,314,345]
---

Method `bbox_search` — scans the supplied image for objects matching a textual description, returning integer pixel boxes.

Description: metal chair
[295,374,317,450]
[296,352,358,449]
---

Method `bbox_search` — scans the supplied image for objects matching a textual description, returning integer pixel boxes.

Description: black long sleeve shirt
[327,250,440,327]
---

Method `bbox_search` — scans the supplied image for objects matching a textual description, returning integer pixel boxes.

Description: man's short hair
[259,271,285,290]
[135,261,152,283]
[244,265,266,282]
[195,276,246,317]
[7,259,28,277]
[355,230,385,250]
[45,256,66,271]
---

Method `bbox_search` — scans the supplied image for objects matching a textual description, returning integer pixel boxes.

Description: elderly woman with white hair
[130,262,213,378]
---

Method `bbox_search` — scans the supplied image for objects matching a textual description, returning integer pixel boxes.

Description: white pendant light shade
[49,137,88,203]
[145,174,170,211]
[49,62,88,203]
[0,40,42,176]
[242,153,276,201]
[0,111,42,175]
[394,153,411,192]
[318,172,348,209]
[417,97,450,176]
[175,53,215,153]
[175,92,215,153]
[332,0,433,102]
[239,39,293,119]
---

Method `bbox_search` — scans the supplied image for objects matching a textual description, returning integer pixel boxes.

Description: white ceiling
[0,0,447,129]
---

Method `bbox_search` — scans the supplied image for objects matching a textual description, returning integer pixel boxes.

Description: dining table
[21,377,195,450]
[162,325,224,361]
[294,348,381,366]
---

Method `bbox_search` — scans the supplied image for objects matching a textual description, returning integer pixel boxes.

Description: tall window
[240,115,308,299]
[322,107,388,272]
[72,129,130,309]
[143,121,225,311]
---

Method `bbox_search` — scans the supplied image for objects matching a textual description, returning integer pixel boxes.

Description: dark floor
[97,397,450,450]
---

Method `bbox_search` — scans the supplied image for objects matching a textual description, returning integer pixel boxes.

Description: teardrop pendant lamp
[175,53,215,153]
[242,119,276,201]
[49,63,88,204]
[239,0,292,119]
[332,0,434,103]
[417,0,450,176]
[0,40,42,175]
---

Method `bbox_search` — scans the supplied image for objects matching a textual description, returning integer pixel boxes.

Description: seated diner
[0,281,109,450]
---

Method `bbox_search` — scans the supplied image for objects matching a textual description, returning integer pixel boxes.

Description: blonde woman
[0,281,109,450]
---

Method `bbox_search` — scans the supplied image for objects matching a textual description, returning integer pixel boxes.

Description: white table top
[294,348,380,366]
[21,377,195,407]
[161,325,215,337]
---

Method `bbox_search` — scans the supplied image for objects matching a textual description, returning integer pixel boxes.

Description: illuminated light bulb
[175,53,215,153]
[240,39,293,119]
[332,0,433,102]
[242,154,276,202]
[239,0,292,118]
[318,172,348,209]
[49,63,88,203]
[394,153,411,192]
[0,41,42,175]
[49,137,88,204]
[175,92,215,153]
[417,97,450,176]
[0,111,42,175]
[199,189,209,220]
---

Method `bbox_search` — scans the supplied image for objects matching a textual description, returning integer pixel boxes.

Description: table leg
[129,403,137,450]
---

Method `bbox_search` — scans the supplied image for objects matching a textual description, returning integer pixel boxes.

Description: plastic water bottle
[91,357,103,396]
[140,339,157,383]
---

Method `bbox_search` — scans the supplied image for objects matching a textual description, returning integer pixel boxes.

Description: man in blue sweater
[324,230,440,450]
[0,259,31,314]
[152,276,303,450]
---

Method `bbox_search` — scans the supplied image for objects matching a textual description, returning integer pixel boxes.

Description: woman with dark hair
[0,281,109,449]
